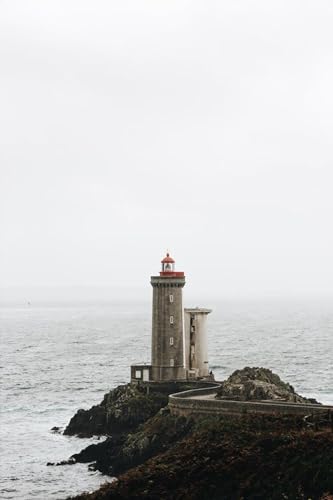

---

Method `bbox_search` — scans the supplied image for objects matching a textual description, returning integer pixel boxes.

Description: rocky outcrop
[62,371,332,499]
[68,413,333,500]
[215,367,319,403]
[64,381,208,438]
[62,381,212,475]
[64,384,168,437]
[71,411,193,476]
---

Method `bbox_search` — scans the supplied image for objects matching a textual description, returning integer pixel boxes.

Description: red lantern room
[161,253,175,272]
[160,253,184,277]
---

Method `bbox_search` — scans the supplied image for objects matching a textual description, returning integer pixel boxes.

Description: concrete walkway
[169,384,333,419]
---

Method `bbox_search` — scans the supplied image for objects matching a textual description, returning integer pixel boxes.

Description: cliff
[63,381,208,474]
[64,383,168,438]
[64,382,209,438]
[62,370,332,499]
[71,412,192,476]
[69,413,333,499]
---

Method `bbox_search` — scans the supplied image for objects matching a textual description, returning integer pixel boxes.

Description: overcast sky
[1,1,333,301]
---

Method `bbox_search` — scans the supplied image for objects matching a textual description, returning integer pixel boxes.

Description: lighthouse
[151,253,186,381]
[130,253,212,383]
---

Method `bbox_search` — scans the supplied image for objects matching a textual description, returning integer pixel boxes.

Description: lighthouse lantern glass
[162,261,174,272]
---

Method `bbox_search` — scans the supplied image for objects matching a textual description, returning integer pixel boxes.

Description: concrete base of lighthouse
[130,365,215,384]
[131,364,187,383]
[151,365,187,381]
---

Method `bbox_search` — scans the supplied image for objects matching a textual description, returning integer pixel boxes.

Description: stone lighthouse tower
[151,253,186,381]
[130,253,212,383]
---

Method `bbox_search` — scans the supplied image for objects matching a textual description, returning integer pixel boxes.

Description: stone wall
[169,385,333,418]
[151,276,185,380]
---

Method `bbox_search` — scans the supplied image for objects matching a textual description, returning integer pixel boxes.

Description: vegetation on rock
[72,412,193,476]
[63,370,332,499]
[64,381,207,438]
[64,384,168,437]
[215,367,319,403]
[68,413,333,500]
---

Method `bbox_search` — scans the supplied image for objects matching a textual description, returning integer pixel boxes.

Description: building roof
[184,308,212,314]
[161,253,175,264]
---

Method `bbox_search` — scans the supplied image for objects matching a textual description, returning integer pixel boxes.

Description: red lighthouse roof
[161,253,175,264]
[160,253,184,277]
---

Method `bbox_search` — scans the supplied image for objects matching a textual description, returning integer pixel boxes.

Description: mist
[1,1,333,302]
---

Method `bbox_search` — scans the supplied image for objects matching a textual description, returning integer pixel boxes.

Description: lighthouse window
[170,358,174,367]
[169,315,174,324]
[169,294,174,303]
[169,337,174,346]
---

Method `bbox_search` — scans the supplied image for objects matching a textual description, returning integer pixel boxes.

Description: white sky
[1,1,333,301]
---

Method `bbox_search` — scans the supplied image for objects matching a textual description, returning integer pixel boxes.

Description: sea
[1,298,332,499]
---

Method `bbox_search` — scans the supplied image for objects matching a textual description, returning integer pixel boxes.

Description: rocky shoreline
[57,368,333,499]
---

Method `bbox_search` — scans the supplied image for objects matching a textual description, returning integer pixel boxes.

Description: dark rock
[68,413,333,500]
[51,426,62,433]
[47,458,76,467]
[215,367,320,404]
[64,381,208,438]
[63,384,169,438]
[56,458,76,466]
[63,381,209,478]
[71,437,118,464]
[71,412,193,476]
